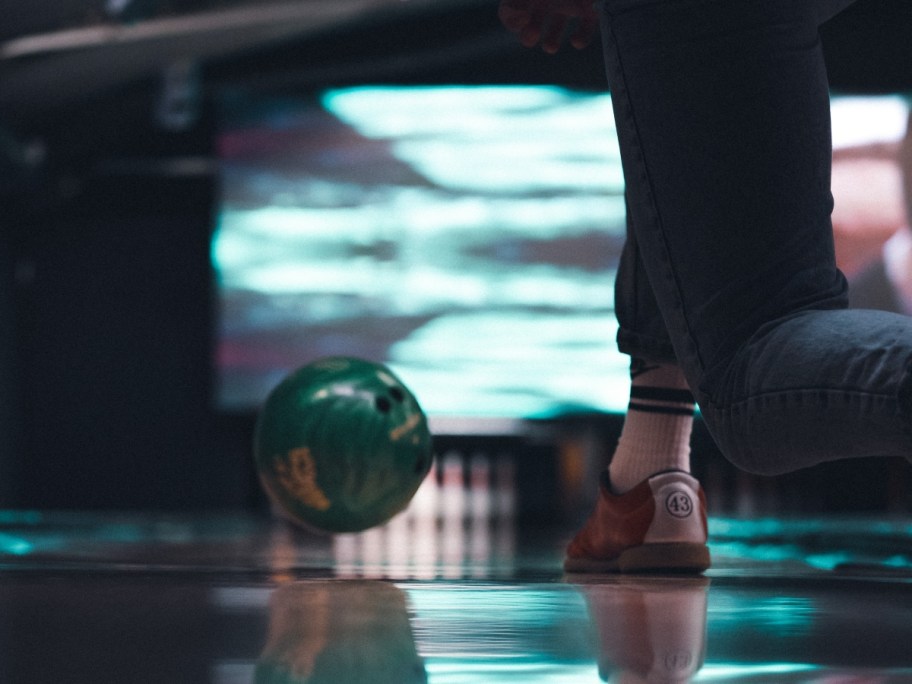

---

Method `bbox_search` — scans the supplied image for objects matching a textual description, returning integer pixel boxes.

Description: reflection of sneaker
[564,471,710,573]
[572,576,710,684]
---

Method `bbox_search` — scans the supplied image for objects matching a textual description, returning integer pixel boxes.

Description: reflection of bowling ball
[255,581,427,684]
[254,357,433,533]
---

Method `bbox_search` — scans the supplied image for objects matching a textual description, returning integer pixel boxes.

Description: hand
[498,0,599,54]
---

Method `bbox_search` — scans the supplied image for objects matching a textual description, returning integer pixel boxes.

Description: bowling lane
[1,510,912,682]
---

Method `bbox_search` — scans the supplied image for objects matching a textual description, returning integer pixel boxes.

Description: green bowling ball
[254,357,433,533]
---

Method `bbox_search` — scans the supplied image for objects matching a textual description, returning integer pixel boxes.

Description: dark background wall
[1,80,245,509]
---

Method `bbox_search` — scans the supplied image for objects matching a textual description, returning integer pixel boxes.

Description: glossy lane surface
[1,512,911,683]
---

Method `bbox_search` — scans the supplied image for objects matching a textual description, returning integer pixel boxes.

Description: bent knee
[698,402,812,477]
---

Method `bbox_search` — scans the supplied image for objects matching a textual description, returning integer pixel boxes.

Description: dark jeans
[603,0,912,473]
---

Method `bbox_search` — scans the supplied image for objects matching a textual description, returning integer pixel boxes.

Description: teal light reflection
[323,86,622,195]
[0,510,43,525]
[698,662,820,679]
[709,517,912,572]
[0,532,33,556]
[424,661,604,683]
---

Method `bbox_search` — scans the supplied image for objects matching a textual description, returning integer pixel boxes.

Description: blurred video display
[213,86,909,420]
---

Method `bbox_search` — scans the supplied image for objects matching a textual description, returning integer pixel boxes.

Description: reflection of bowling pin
[468,453,492,578]
[494,456,517,564]
[494,455,516,521]
[269,522,300,581]
[332,459,439,579]
[440,451,466,578]
[360,525,386,578]
[572,577,709,684]
[384,504,411,576]
[330,449,519,580]
[408,463,440,579]
[256,581,427,684]
[332,533,359,578]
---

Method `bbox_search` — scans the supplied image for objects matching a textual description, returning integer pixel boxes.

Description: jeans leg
[602,0,912,473]
[615,196,678,364]
[612,0,860,366]
[816,0,860,23]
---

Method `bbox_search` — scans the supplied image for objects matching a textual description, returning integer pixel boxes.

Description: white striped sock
[608,361,695,494]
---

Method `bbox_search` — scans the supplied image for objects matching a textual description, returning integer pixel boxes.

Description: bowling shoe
[564,470,710,573]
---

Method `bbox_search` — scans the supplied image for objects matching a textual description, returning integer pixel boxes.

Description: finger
[498,2,531,32]
[569,13,599,49]
[517,1,548,48]
[540,15,570,54]
[519,22,543,48]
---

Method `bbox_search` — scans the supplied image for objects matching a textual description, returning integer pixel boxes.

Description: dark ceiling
[2,0,909,121]
[0,0,908,170]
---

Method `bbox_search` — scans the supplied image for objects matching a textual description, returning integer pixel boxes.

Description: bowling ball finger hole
[389,387,405,402]
[374,396,392,413]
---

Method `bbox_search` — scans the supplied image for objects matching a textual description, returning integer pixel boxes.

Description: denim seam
[710,387,911,419]
[616,328,677,363]
[602,12,706,379]
[707,387,912,449]
[898,358,912,438]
